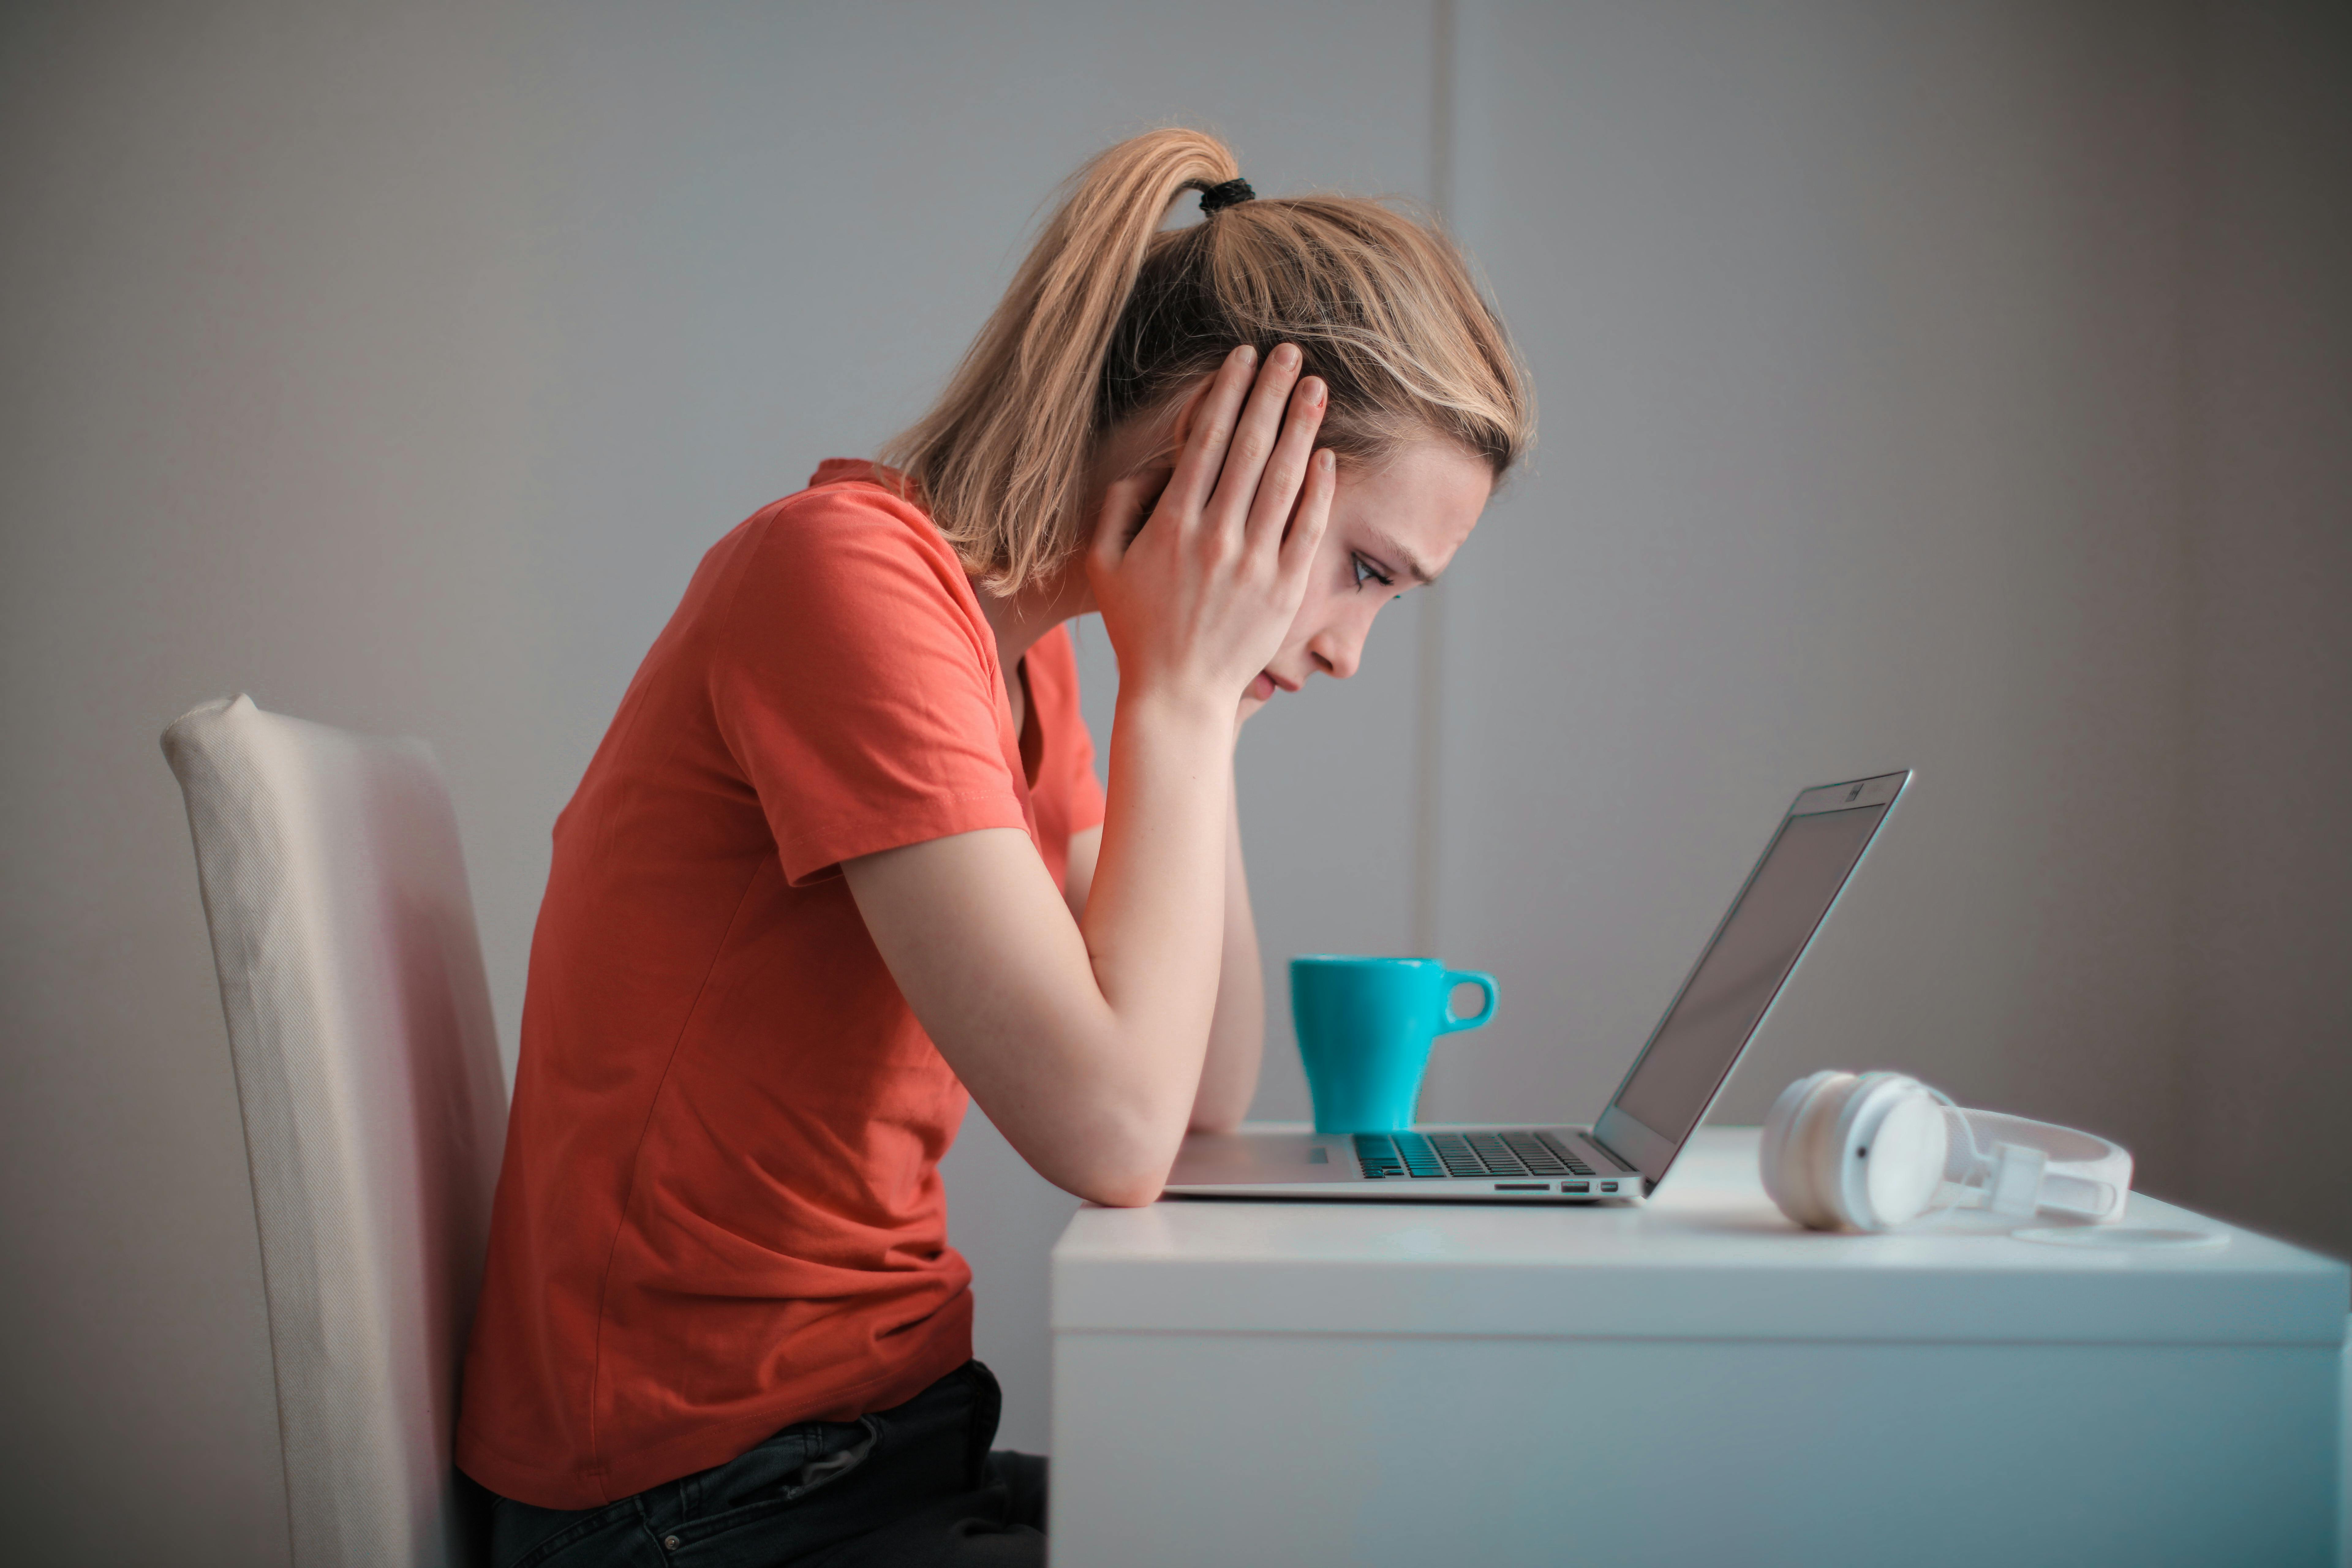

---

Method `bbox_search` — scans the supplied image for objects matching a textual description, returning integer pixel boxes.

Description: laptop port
[1600,1181,1619,1193]
[1493,1182,1549,1192]
[1564,1181,1590,1194]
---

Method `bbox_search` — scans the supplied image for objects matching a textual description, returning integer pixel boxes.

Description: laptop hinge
[1587,1134,1637,1174]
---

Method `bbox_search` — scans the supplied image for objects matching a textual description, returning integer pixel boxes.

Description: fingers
[1277,448,1337,586]
[1156,345,1258,523]
[1244,374,1325,555]
[1206,344,1303,534]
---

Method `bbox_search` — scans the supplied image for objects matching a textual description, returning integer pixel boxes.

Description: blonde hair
[883,127,1533,594]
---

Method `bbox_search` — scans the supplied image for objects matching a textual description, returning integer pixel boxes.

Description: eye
[1351,553,1395,593]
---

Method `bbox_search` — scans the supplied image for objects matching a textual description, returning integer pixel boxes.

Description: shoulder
[734,461,961,585]
[711,462,988,649]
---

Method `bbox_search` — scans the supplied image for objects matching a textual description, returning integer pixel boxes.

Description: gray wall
[2181,1,2352,1268]
[1427,0,2202,1176]
[0,4,2343,1564]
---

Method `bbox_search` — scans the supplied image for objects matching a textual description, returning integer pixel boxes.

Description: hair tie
[1199,177,1255,215]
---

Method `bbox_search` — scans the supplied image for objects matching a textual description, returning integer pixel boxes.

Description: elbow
[1011,1067,1199,1207]
[1079,1174,1167,1209]
[1065,1154,1167,1208]
[1056,1114,1177,1208]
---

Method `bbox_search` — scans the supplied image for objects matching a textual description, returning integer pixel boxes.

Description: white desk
[1050,1127,2348,1567]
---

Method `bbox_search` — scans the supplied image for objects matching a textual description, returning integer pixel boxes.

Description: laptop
[1164,770,1910,1203]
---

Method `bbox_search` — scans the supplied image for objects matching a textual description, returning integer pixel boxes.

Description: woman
[458,127,1531,1566]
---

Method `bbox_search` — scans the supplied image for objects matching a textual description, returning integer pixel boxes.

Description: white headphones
[1759,1070,2134,1233]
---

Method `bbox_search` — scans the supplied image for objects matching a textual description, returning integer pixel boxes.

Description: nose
[1307,620,1366,681]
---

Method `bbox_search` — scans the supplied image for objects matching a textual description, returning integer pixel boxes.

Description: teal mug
[1290,956,1499,1133]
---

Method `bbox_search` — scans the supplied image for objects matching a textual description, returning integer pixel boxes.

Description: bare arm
[1066,787,1265,1136]
[844,687,1234,1207]
[844,345,1329,1207]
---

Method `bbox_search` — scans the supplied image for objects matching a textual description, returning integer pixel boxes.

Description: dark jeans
[489,1362,1046,1567]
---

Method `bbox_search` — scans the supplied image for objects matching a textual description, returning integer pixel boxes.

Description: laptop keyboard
[1351,1130,1596,1181]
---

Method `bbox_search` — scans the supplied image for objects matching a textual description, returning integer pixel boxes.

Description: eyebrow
[1365,528,1437,586]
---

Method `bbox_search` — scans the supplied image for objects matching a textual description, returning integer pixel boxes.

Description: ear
[1085,374,1219,550]
[1132,374,1220,475]
[1167,376,1216,454]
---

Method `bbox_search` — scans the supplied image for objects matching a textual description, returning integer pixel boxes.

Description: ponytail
[882,130,1236,592]
[883,128,1532,595]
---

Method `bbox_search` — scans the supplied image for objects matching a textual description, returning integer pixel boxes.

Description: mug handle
[1437,970,1498,1034]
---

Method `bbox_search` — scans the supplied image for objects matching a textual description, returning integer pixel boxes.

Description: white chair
[164,695,508,1568]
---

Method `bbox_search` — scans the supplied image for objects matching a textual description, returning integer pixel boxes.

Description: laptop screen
[1599,774,1905,1178]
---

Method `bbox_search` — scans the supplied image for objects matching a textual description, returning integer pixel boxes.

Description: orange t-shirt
[456,460,1106,1509]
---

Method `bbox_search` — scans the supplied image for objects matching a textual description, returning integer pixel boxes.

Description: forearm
[847,693,1231,1208]
[1192,778,1264,1132]
[1068,687,1238,1183]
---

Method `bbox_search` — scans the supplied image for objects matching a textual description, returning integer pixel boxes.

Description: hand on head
[1088,342,1335,723]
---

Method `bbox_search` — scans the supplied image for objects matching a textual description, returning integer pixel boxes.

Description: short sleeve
[705,484,1027,885]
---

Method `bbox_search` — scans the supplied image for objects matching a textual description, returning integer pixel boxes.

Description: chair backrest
[164,695,508,1568]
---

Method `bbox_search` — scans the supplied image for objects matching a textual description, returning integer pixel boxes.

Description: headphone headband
[1948,1108,2132,1222]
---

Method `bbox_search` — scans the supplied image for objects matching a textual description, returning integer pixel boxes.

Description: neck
[976,427,1159,679]
[971,555,1094,678]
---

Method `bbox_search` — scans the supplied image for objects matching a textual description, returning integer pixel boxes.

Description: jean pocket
[655,1417,880,1558]
[705,1418,878,1511]
[779,1418,877,1501]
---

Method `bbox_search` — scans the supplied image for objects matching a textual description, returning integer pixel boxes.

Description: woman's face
[1243,438,1493,711]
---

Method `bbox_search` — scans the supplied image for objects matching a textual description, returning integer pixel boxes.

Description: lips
[1248,672,1277,702]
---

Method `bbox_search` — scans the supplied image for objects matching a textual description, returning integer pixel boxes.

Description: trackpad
[1168,1129,1354,1185]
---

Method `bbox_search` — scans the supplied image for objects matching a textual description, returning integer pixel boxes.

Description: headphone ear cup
[1766,1072,1856,1230]
[1831,1076,1949,1231]
[1763,1071,1965,1232]
[1856,1087,1950,1228]
[1805,1073,1874,1228]
[1761,1071,1834,1224]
